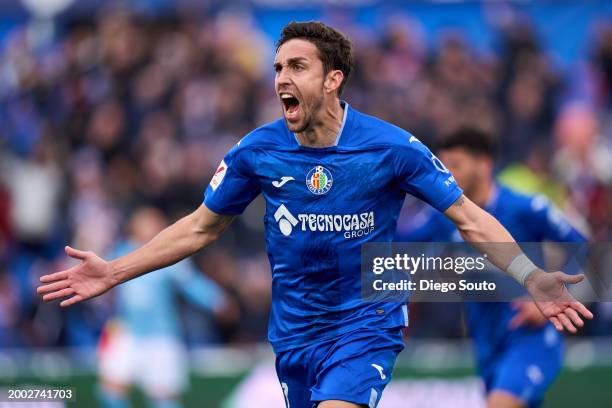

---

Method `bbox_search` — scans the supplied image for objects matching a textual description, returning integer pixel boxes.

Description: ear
[324,70,344,94]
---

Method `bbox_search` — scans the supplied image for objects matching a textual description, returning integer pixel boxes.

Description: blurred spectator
[552,103,612,240]
[1,135,63,247]
[0,182,11,260]
[593,22,612,106]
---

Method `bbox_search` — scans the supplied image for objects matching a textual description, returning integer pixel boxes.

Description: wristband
[506,253,538,285]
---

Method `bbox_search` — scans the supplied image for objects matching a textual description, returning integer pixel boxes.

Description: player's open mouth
[280,93,300,118]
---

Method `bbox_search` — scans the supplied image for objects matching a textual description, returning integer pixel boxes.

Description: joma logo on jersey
[306,166,333,195]
[274,204,375,239]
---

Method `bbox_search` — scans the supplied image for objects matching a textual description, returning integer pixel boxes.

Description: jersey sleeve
[204,144,261,215]
[393,139,463,212]
[526,195,588,243]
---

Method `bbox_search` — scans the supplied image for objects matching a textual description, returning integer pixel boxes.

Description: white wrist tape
[506,254,538,285]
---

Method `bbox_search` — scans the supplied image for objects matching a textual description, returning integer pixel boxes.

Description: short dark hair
[438,127,497,157]
[276,21,353,96]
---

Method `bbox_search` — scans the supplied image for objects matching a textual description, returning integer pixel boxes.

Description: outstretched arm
[37,204,233,307]
[443,195,593,333]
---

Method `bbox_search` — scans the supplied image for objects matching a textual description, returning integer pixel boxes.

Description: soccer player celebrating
[37,22,592,408]
[396,127,587,408]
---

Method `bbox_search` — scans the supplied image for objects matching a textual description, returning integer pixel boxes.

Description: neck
[470,178,494,207]
[295,99,344,148]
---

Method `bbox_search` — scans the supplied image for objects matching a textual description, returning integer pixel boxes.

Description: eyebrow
[273,57,309,69]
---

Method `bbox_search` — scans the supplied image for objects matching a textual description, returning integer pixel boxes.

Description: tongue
[287,103,299,114]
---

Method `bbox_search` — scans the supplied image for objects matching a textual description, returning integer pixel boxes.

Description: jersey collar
[334,100,349,146]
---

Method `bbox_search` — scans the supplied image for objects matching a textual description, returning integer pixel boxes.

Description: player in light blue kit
[396,128,587,408]
[38,22,592,408]
[98,207,232,408]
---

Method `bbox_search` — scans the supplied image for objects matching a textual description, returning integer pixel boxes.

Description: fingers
[42,288,75,302]
[564,307,584,329]
[39,271,68,283]
[570,301,594,320]
[36,247,94,308]
[557,313,577,333]
[60,295,84,308]
[37,280,70,295]
[560,273,585,285]
[65,246,89,260]
[550,316,563,332]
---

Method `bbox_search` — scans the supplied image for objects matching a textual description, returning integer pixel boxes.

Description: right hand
[37,246,118,307]
[524,269,593,333]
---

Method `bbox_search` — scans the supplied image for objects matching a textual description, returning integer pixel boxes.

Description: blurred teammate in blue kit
[396,128,587,408]
[38,22,591,408]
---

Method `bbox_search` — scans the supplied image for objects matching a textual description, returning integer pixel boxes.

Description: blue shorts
[275,327,405,408]
[480,326,563,408]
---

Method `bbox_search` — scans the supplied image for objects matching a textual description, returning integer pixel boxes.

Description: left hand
[524,269,593,333]
[508,299,548,329]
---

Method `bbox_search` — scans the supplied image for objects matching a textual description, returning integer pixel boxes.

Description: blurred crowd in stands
[0,6,611,349]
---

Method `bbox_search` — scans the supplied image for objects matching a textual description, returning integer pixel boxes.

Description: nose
[276,66,291,88]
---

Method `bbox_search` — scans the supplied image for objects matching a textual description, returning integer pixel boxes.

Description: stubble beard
[290,93,324,134]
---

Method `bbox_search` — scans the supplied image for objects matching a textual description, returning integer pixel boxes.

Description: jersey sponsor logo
[272,176,295,188]
[273,204,375,239]
[210,160,227,190]
[371,363,386,380]
[306,166,333,195]
[274,204,299,236]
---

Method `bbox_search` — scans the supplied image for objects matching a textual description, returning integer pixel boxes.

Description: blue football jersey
[396,184,586,366]
[204,103,463,352]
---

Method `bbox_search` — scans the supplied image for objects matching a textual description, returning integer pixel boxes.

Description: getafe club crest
[306,166,333,195]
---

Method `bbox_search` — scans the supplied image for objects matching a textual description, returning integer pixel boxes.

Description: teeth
[280,93,294,99]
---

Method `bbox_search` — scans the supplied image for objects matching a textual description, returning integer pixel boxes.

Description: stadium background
[0,0,611,406]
